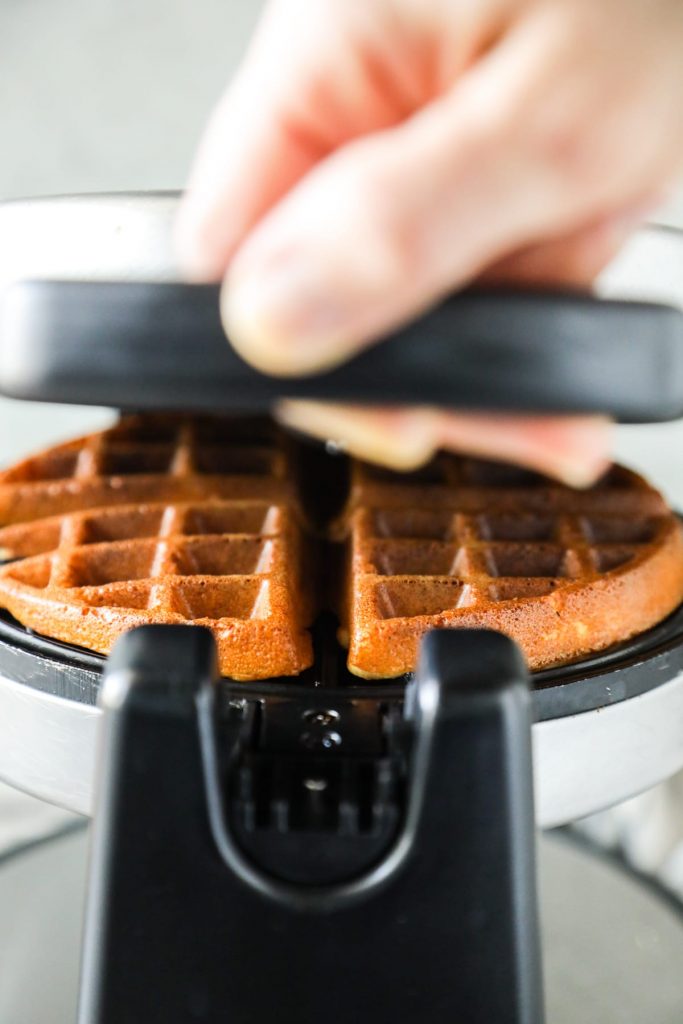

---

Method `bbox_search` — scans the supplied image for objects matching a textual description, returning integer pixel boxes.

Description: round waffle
[0,414,682,681]
[336,457,683,677]
[0,416,314,680]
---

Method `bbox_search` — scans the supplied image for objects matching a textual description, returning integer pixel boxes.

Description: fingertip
[220,275,355,378]
[433,412,613,488]
[275,403,613,485]
[220,276,302,377]
[275,401,438,470]
[543,455,611,489]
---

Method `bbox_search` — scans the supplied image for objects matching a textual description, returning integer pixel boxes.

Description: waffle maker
[1,194,683,1024]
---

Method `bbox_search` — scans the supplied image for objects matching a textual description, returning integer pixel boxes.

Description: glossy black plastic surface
[2,280,683,420]
[78,625,543,1024]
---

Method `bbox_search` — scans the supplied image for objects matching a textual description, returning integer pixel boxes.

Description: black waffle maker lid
[2,275,683,419]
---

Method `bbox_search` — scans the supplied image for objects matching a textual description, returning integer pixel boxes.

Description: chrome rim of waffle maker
[1,193,683,830]
[1,596,683,826]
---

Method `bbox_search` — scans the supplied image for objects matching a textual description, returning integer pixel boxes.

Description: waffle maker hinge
[77,624,543,1024]
[223,691,407,887]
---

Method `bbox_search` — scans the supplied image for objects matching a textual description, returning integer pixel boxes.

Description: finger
[174,72,323,282]
[276,401,612,487]
[174,2,326,281]
[174,0,441,281]
[221,10,666,376]
[481,201,657,288]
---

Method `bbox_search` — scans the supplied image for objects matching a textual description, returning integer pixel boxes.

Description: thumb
[175,0,431,282]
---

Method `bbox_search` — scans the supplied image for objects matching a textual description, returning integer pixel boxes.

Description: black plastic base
[78,625,544,1024]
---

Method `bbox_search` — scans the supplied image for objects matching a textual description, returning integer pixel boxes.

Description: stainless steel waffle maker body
[1,193,683,1024]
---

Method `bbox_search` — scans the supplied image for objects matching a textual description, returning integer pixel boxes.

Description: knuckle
[522,91,619,193]
[534,126,602,186]
[352,166,426,282]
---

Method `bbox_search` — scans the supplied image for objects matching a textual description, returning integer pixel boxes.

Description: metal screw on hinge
[300,729,342,751]
[302,708,340,727]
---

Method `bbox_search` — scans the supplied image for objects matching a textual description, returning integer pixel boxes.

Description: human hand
[175,0,683,482]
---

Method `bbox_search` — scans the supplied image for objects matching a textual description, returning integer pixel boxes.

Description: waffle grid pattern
[341,456,683,677]
[2,500,288,621]
[0,417,313,679]
[353,506,663,620]
[0,415,290,526]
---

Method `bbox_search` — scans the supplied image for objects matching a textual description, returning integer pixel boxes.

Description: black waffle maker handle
[79,625,543,1024]
[2,279,683,420]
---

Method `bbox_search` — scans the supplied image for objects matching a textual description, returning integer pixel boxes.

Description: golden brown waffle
[1,416,682,681]
[336,456,683,678]
[0,416,313,679]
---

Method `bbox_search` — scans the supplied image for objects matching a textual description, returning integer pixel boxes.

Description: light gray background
[0,3,682,1019]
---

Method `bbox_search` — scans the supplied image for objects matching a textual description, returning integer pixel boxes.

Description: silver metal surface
[2,826,682,1024]
[1,666,683,825]
[0,676,100,815]
[0,192,681,305]
[535,670,683,828]
[0,192,180,284]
